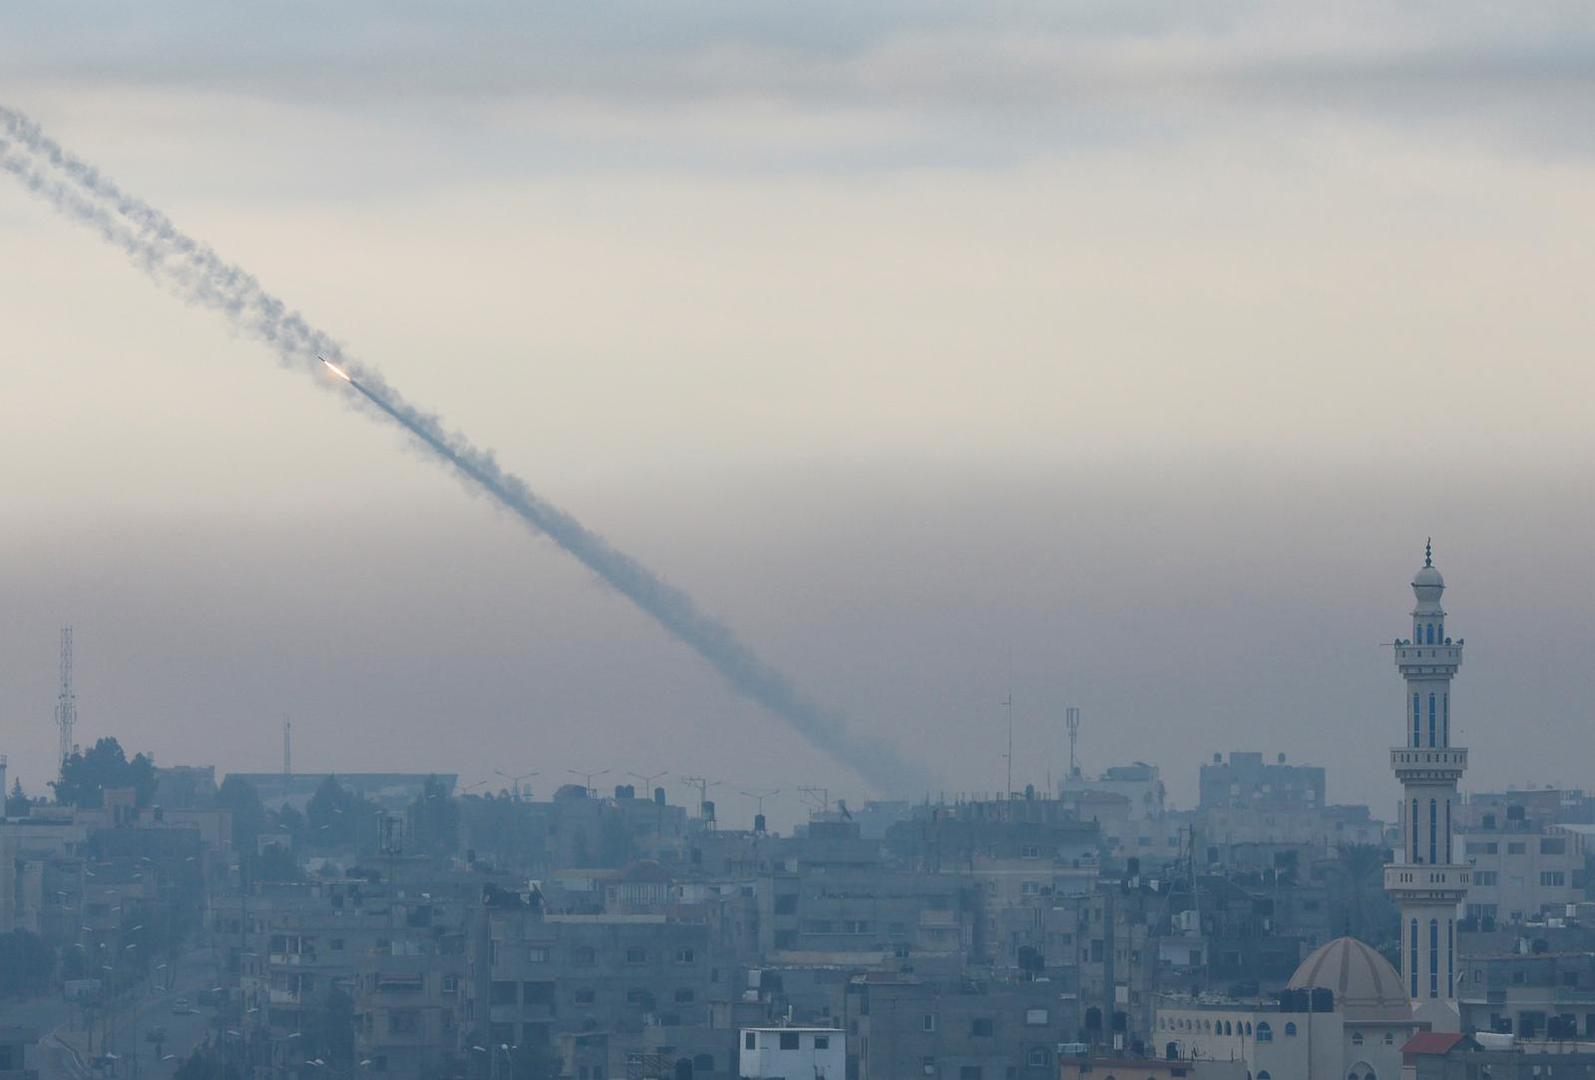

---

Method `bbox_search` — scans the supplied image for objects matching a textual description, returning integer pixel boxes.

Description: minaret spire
[1425,537,1433,568]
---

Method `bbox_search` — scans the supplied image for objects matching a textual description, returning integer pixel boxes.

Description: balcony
[1390,747,1467,782]
[1385,864,1471,901]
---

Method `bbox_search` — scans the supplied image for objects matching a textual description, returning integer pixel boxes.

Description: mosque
[1153,544,1467,1079]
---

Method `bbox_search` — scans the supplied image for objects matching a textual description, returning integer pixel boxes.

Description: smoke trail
[0,105,928,796]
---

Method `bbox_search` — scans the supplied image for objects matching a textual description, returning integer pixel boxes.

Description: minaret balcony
[1391,746,1467,782]
[1395,643,1463,673]
[1385,863,1471,902]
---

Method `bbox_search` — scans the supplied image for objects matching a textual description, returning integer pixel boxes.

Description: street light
[567,768,609,797]
[494,769,539,799]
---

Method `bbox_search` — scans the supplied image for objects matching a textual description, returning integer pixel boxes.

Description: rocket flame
[319,357,352,382]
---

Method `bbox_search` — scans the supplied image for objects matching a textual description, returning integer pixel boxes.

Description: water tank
[654,787,667,806]
[754,813,767,834]
[701,800,716,821]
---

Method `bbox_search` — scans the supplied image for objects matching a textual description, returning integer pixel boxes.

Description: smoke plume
[0,105,929,796]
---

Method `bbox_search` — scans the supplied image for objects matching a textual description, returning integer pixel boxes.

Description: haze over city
[3,3,1593,825]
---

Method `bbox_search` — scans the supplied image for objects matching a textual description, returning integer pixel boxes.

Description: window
[1025,1009,1048,1026]
[1352,1031,1363,1046]
[1025,1047,1048,1067]
[674,988,695,1003]
[1021,881,1040,896]
[527,947,548,963]
[1507,842,1527,855]
[491,982,517,1006]
[779,1033,800,1051]
[1020,845,1041,859]
[675,947,695,964]
[744,1033,756,1050]
[1430,918,1440,998]
[1284,1022,1297,1036]
[922,1015,936,1032]
[1428,692,1437,746]
[814,1036,830,1050]
[574,989,596,1006]
[389,1011,419,1035]
[1542,871,1567,887]
[442,976,459,993]
[1255,1022,1272,1043]
[572,946,595,966]
[959,1069,981,1080]
[625,946,647,965]
[1542,838,1568,855]
[972,1018,995,1037]
[625,987,652,1007]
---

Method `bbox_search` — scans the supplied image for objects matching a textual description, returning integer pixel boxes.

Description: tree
[248,844,302,883]
[216,776,266,851]
[407,775,460,857]
[0,929,54,997]
[51,737,157,808]
[4,778,29,817]
[307,987,355,1067]
[307,776,366,848]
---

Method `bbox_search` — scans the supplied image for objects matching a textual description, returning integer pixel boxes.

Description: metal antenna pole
[55,626,77,766]
[1065,706,1082,779]
[681,777,721,827]
[1001,692,1014,799]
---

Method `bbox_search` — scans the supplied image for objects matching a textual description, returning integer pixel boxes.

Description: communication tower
[55,627,77,766]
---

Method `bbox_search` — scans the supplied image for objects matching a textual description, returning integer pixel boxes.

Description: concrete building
[1385,542,1471,1032]
[1199,752,1325,812]
[1062,764,1167,822]
[740,1027,843,1080]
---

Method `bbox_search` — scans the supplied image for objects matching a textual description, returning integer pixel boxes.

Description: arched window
[1430,918,1440,998]
[1410,918,1419,998]
[1245,1022,1252,1035]
[1165,1041,1179,1060]
[1426,623,1435,644]
[1258,1073,1271,1080]
[1446,800,1452,863]
[1412,693,1421,747]
[1447,919,1455,995]
[1428,693,1437,747]
[1443,694,1449,745]
[1223,1021,1231,1035]
[1255,1022,1273,1043]
[1412,799,1421,863]
[1352,1031,1364,1046]
[1430,799,1438,865]
[1284,1022,1297,1036]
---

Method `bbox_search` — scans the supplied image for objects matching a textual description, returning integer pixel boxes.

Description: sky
[2,3,1593,830]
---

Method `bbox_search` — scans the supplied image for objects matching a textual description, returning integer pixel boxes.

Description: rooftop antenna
[1065,707,1082,779]
[282,718,292,777]
[798,786,831,815]
[55,627,77,767]
[629,769,669,847]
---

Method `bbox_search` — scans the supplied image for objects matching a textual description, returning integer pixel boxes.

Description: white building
[1155,937,1420,1080]
[1383,541,1471,1033]
[739,1027,844,1080]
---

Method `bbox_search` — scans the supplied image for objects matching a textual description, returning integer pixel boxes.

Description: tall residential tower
[1384,541,1470,1031]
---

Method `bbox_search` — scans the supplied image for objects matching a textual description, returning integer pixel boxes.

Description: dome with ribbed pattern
[1287,937,1412,1021]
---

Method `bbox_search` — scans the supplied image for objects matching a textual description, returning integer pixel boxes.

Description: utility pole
[797,786,830,816]
[566,768,609,798]
[56,626,77,767]
[681,777,720,827]
[739,789,779,833]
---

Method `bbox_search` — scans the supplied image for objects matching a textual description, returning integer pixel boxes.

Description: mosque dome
[1288,937,1412,1021]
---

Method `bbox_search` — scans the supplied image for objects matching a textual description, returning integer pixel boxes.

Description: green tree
[407,775,460,857]
[216,776,266,851]
[307,776,361,847]
[4,778,29,817]
[0,929,55,997]
[51,737,157,808]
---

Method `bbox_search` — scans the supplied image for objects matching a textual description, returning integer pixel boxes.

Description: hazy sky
[2,3,1593,829]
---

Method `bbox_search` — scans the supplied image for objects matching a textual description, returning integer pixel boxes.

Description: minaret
[1384,540,1470,1031]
